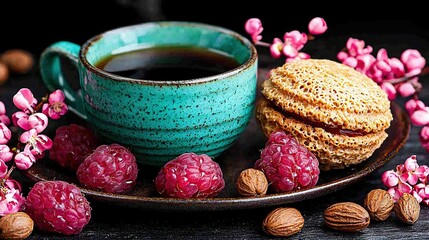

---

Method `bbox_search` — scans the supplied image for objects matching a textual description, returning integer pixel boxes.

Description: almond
[323,202,370,232]
[1,49,34,74]
[262,207,304,237]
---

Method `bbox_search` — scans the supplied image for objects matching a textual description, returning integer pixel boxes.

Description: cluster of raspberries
[36,124,318,235]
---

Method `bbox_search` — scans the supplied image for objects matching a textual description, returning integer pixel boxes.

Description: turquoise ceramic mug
[39,21,258,166]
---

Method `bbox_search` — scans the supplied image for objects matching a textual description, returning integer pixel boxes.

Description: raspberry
[77,143,139,194]
[254,131,320,192]
[24,180,91,236]
[49,123,97,171]
[155,153,225,199]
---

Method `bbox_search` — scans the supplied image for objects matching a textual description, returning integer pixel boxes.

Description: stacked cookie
[256,59,393,170]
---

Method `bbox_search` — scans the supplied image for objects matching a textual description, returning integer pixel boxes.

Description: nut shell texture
[394,193,420,225]
[0,212,34,240]
[324,202,370,232]
[236,168,268,196]
[363,189,394,221]
[262,207,304,237]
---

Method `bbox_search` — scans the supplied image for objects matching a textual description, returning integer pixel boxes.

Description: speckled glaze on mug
[40,21,258,166]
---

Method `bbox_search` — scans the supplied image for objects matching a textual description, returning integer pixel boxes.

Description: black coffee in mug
[95,45,240,81]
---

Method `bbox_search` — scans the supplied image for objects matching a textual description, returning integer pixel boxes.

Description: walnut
[394,193,420,225]
[363,188,394,221]
[236,168,268,196]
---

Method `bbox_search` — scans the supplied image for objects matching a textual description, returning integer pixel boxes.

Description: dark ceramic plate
[24,101,409,211]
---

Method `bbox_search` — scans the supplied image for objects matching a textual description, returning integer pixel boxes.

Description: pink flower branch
[245,17,327,62]
[0,88,68,216]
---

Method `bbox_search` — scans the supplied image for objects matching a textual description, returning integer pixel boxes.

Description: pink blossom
[367,64,385,84]
[14,145,36,170]
[383,155,429,204]
[397,82,416,97]
[380,82,396,100]
[19,129,52,158]
[283,30,307,51]
[387,187,402,202]
[364,48,401,82]
[12,112,48,133]
[405,99,426,115]
[420,126,429,152]
[396,163,406,174]
[0,102,10,126]
[398,181,413,194]
[269,38,283,59]
[0,160,7,178]
[0,179,25,216]
[410,109,429,126]
[388,58,405,76]
[337,51,348,61]
[286,52,311,62]
[26,113,48,133]
[414,183,429,201]
[0,115,10,126]
[0,123,11,145]
[401,49,426,71]
[282,45,298,58]
[415,165,429,183]
[382,170,399,187]
[355,54,376,73]
[412,190,423,203]
[404,155,418,172]
[0,102,5,115]
[245,18,263,43]
[406,68,422,77]
[402,171,419,185]
[346,38,373,57]
[375,60,392,73]
[12,88,37,112]
[308,17,327,35]
[11,111,25,127]
[42,90,68,119]
[398,155,419,184]
[342,57,358,68]
[297,52,310,60]
[376,48,389,61]
[0,145,13,162]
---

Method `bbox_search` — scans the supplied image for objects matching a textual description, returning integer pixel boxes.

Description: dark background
[2,0,429,56]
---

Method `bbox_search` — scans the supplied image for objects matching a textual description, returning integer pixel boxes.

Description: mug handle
[39,41,87,120]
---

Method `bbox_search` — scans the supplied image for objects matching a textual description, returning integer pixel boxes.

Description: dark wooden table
[2,32,429,239]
